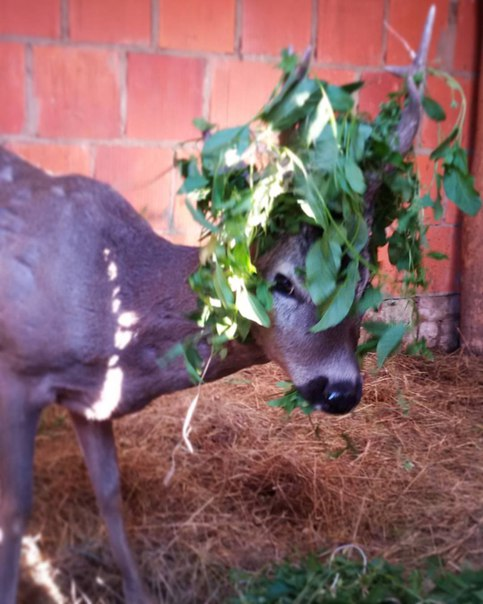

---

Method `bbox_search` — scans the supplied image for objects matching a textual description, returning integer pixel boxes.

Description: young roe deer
[0,6,433,602]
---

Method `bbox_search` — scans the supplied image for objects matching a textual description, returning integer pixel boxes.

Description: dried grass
[19,351,483,603]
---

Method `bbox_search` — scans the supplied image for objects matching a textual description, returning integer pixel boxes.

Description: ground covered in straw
[19,352,483,603]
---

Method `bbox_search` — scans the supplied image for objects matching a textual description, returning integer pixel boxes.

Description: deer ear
[299,222,323,255]
[300,222,323,240]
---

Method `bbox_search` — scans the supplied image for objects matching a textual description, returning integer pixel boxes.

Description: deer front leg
[0,377,41,604]
[70,413,153,604]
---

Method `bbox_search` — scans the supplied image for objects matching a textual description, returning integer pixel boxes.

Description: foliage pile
[232,550,483,604]
[176,50,481,389]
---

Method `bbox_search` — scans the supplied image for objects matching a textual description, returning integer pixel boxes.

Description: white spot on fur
[108,355,120,367]
[118,311,138,328]
[115,328,133,350]
[86,359,123,421]
[112,297,121,313]
[107,261,118,281]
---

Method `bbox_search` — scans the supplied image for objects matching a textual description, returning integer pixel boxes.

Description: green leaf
[341,81,364,94]
[263,78,321,131]
[278,48,298,74]
[213,264,234,307]
[358,286,383,314]
[452,145,469,173]
[193,116,215,132]
[420,193,434,208]
[306,91,335,146]
[236,287,271,327]
[178,160,209,194]
[427,250,448,260]
[346,212,369,251]
[185,200,218,233]
[422,96,446,122]
[311,261,359,332]
[325,84,354,112]
[363,320,390,337]
[429,128,458,161]
[443,168,482,216]
[376,322,406,367]
[201,125,250,172]
[305,236,342,305]
[344,158,366,194]
[294,171,330,228]
[311,126,339,172]
[351,122,372,162]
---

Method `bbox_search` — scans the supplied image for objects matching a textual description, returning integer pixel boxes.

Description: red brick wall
[0,0,479,297]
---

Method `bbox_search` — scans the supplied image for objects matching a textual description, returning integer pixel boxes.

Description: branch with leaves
[176,39,481,411]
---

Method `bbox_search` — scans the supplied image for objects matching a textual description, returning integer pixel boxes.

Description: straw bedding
[18,351,483,603]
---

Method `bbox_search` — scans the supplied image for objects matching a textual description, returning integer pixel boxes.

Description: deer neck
[109,235,268,416]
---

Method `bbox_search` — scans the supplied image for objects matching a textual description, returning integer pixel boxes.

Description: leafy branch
[176,49,481,413]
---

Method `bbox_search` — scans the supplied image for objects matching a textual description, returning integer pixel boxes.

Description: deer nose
[297,377,362,415]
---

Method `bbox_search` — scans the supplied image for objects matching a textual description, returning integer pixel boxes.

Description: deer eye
[273,273,295,297]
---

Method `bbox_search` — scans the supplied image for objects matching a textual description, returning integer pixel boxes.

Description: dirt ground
[18,351,483,603]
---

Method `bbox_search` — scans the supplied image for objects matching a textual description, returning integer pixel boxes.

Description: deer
[0,7,434,603]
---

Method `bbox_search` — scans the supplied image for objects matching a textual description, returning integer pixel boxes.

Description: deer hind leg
[0,376,41,604]
[70,412,153,604]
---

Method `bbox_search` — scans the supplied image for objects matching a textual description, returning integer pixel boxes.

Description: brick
[70,0,150,44]
[416,294,461,351]
[417,292,459,321]
[242,0,311,56]
[159,0,235,53]
[386,0,450,66]
[376,244,402,296]
[0,44,25,134]
[357,71,400,118]
[364,297,415,326]
[438,317,459,351]
[95,146,173,232]
[313,68,358,86]
[423,225,461,293]
[454,0,479,72]
[127,54,204,141]
[418,320,439,345]
[34,47,121,138]
[7,142,91,175]
[420,74,475,149]
[317,0,384,66]
[209,59,280,128]
[0,0,60,37]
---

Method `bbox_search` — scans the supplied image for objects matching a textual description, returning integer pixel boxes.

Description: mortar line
[311,0,318,59]
[60,0,69,40]
[381,0,390,65]
[151,0,159,49]
[235,0,243,58]
[24,44,35,136]
[119,50,128,137]
[202,58,213,122]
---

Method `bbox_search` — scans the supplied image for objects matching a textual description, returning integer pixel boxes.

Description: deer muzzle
[297,376,363,415]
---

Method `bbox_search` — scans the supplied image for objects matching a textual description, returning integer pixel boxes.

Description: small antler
[385,4,436,154]
[359,6,436,287]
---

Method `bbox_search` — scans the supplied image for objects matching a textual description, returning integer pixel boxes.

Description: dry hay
[19,351,483,603]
